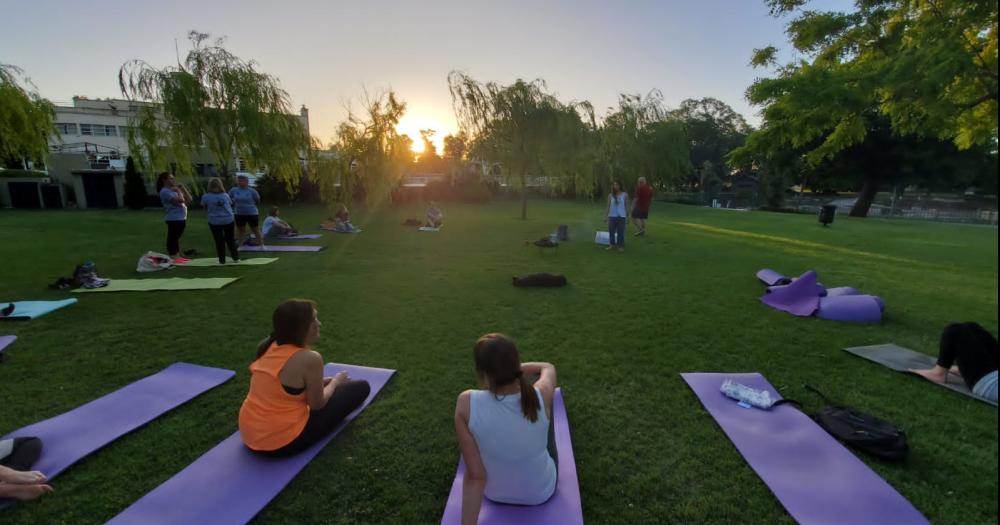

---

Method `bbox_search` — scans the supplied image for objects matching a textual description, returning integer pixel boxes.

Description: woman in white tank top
[454,333,558,524]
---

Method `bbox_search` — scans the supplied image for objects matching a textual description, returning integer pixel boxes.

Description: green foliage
[0,64,55,166]
[122,156,147,210]
[118,31,309,188]
[668,97,750,186]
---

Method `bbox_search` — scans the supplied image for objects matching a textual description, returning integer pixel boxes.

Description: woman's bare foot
[910,365,949,384]
[0,482,53,501]
[949,366,962,377]
[3,469,46,485]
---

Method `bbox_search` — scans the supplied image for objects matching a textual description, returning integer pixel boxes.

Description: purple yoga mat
[440,388,583,525]
[760,270,820,317]
[826,286,860,297]
[816,295,884,323]
[274,234,322,240]
[0,335,15,353]
[238,244,323,252]
[1,363,234,509]
[756,268,790,286]
[106,363,395,525]
[682,372,928,525]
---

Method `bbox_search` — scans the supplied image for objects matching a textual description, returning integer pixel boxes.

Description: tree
[123,156,148,209]
[0,64,55,168]
[449,71,593,219]
[119,31,309,188]
[733,0,998,216]
[668,97,751,187]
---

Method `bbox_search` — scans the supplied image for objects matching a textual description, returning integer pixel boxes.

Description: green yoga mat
[175,258,278,267]
[73,278,239,293]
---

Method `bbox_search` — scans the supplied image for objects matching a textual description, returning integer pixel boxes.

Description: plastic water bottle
[721,380,775,409]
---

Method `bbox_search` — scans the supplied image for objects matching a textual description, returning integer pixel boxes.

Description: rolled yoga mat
[72,277,239,293]
[756,268,791,286]
[106,363,395,525]
[0,363,235,509]
[174,258,278,267]
[0,299,77,320]
[843,344,997,407]
[816,295,883,323]
[681,372,929,525]
[238,245,324,252]
[440,388,583,525]
[759,270,821,317]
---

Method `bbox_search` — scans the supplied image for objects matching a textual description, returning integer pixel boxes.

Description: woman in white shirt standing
[455,333,558,525]
[605,180,629,252]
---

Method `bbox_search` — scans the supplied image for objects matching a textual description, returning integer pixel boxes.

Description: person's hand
[323,376,333,386]
[332,371,350,385]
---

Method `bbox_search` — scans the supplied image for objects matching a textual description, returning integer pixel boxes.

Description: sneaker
[173,257,191,264]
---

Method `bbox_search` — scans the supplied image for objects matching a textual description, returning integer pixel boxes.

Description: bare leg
[236,224,246,245]
[252,225,264,247]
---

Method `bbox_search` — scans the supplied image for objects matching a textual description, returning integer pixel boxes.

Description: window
[80,124,92,135]
[80,124,117,137]
[55,123,78,135]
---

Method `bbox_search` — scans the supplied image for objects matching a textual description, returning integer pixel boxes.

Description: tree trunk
[520,171,528,220]
[849,173,880,217]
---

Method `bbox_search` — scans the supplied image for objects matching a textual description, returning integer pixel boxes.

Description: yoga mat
[756,268,790,286]
[418,226,441,232]
[816,295,884,323]
[239,245,324,252]
[175,258,278,267]
[0,335,15,357]
[0,299,77,320]
[320,226,363,234]
[595,231,609,245]
[440,388,583,525]
[759,270,820,317]
[0,363,234,509]
[681,372,929,525]
[106,363,395,525]
[72,278,238,293]
[272,234,322,240]
[843,344,997,406]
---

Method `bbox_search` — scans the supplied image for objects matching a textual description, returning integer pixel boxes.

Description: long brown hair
[256,299,317,358]
[473,333,540,422]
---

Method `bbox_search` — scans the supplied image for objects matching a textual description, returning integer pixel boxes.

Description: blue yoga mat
[1,363,235,509]
[106,363,395,525]
[682,372,929,525]
[0,299,77,320]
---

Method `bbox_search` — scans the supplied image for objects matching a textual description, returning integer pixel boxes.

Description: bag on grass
[804,385,909,461]
[137,251,173,273]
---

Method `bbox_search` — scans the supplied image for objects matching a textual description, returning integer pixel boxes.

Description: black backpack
[801,385,909,462]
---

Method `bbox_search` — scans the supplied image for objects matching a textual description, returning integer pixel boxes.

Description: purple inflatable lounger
[759,270,822,317]
[682,372,929,525]
[106,363,395,525]
[0,363,235,509]
[440,388,583,525]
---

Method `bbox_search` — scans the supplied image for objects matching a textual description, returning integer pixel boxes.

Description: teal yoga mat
[73,278,239,293]
[0,299,77,320]
[175,258,278,267]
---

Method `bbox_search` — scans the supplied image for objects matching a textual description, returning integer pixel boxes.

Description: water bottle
[721,379,776,409]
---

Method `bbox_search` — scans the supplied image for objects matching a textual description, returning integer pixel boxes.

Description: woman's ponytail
[517,371,540,423]
[255,334,275,359]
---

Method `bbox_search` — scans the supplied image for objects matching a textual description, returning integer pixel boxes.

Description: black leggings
[937,322,999,390]
[165,220,186,256]
[0,437,42,471]
[208,222,240,263]
[263,380,371,457]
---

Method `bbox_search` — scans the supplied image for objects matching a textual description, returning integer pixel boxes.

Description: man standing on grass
[631,177,653,236]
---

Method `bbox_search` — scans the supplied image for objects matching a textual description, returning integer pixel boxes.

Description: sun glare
[396,115,452,155]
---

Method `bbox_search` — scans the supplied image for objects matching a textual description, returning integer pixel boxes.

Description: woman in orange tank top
[239,299,371,456]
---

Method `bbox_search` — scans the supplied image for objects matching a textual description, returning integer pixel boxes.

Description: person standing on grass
[157,172,192,263]
[910,322,998,403]
[239,299,371,456]
[605,181,628,251]
[455,333,558,525]
[631,177,654,236]
[200,178,240,264]
[229,174,263,247]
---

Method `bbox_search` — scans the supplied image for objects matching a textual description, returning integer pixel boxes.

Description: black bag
[805,385,909,461]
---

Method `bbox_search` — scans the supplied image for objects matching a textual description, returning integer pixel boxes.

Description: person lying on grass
[239,299,371,456]
[262,206,298,238]
[455,333,558,524]
[910,322,998,403]
[0,437,52,501]
[426,201,444,228]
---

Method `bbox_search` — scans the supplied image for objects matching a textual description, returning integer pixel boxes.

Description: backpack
[803,385,909,462]
[137,251,173,273]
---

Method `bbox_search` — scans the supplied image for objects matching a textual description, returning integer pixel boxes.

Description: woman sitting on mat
[200,178,241,264]
[239,299,371,456]
[455,333,558,524]
[426,201,444,228]
[911,322,998,403]
[332,203,356,233]
[157,172,192,263]
[0,437,52,501]
[262,206,298,238]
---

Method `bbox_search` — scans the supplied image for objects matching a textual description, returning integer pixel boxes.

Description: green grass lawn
[0,200,996,524]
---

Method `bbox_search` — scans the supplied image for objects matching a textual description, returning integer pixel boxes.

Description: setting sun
[396,114,453,155]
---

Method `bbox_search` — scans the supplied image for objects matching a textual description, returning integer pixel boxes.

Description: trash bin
[819,204,837,226]
[557,224,569,241]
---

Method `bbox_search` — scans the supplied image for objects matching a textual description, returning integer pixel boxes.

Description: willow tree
[0,64,55,168]
[449,71,592,219]
[310,90,412,209]
[733,0,998,217]
[118,31,308,186]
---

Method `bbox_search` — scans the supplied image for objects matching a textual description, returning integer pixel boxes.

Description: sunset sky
[1,0,852,154]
